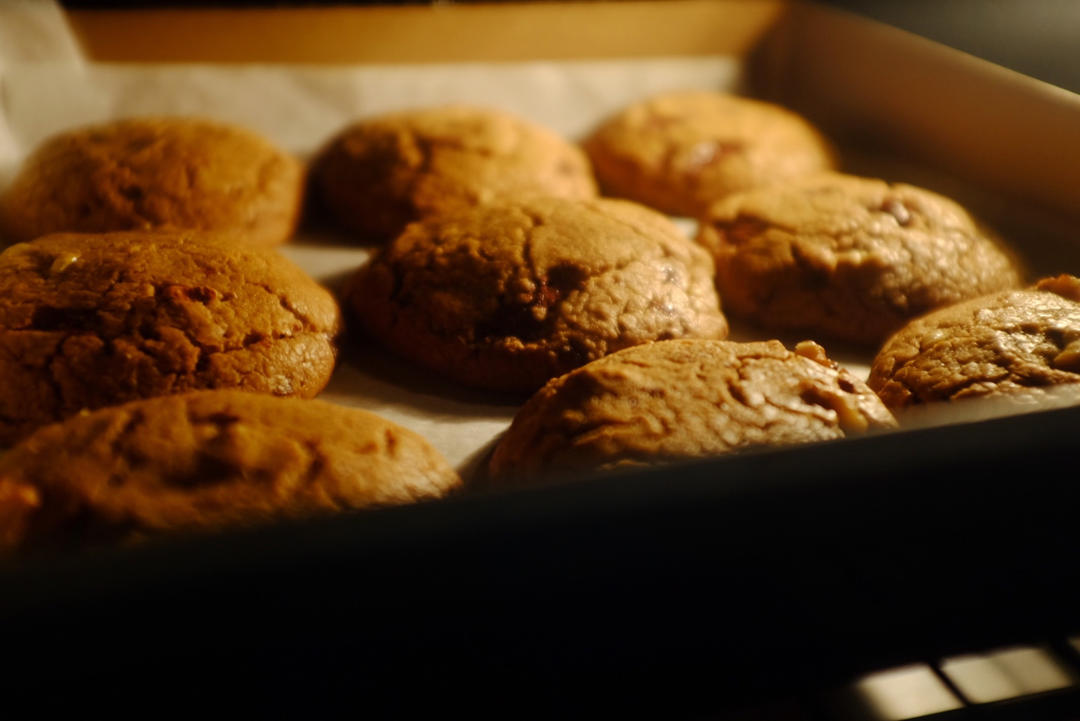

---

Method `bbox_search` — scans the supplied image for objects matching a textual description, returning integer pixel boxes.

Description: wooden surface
[64,0,787,63]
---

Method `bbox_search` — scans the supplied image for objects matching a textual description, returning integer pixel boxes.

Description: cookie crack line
[244,278,325,332]
[938,371,1012,402]
[531,378,646,447]
[594,201,683,248]
[406,132,437,204]
[705,211,799,248]
[95,151,153,226]
[31,341,67,427]
[518,207,543,289]
[297,440,328,494]
[882,369,927,406]
[254,151,282,196]
[106,408,148,467]
[726,363,765,413]
[998,342,1079,386]
[731,358,830,424]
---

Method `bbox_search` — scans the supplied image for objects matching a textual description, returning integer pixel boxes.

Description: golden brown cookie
[311,105,597,242]
[582,90,835,217]
[346,196,729,393]
[868,275,1080,410]
[0,390,462,552]
[487,338,897,483]
[0,117,303,246]
[0,231,341,445]
[696,172,1024,346]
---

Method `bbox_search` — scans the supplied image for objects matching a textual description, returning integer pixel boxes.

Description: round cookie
[346,196,729,393]
[0,390,462,552]
[696,172,1024,346]
[0,117,303,247]
[0,230,341,445]
[582,90,835,217]
[868,275,1080,410]
[487,338,897,483]
[311,105,597,242]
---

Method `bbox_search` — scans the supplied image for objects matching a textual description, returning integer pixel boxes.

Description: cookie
[868,275,1080,410]
[311,105,597,242]
[346,196,729,393]
[696,172,1024,346]
[582,90,835,217]
[0,230,341,445]
[487,338,897,482]
[0,390,462,552]
[0,117,303,247]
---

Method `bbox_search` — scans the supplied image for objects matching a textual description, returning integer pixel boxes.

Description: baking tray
[5,408,1080,715]
[3,1,1080,714]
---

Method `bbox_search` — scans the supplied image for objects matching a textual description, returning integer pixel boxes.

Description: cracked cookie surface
[346,196,729,393]
[696,172,1024,346]
[0,117,303,247]
[0,231,341,445]
[0,390,462,552]
[487,338,897,483]
[311,105,597,242]
[868,275,1080,410]
[583,90,836,217]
